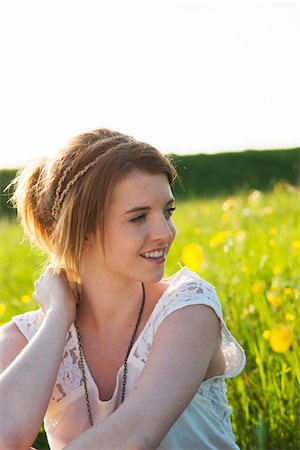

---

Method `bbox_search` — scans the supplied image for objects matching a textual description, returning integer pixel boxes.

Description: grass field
[0,182,299,449]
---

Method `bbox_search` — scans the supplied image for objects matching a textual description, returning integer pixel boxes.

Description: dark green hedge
[0,168,18,219]
[1,148,299,218]
[170,147,300,199]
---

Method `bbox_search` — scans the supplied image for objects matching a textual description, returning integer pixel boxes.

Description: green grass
[1,182,299,449]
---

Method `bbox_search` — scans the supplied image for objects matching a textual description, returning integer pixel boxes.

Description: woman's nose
[151,216,176,243]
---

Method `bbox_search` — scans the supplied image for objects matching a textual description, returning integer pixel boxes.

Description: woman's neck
[76,274,144,337]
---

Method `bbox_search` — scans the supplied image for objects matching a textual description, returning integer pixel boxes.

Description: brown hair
[11,129,177,288]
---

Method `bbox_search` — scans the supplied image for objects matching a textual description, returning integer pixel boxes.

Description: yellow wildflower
[270,227,278,236]
[269,239,276,248]
[267,292,281,308]
[181,243,204,272]
[272,266,282,275]
[221,213,230,223]
[255,357,262,365]
[21,294,31,304]
[209,231,229,248]
[251,280,265,295]
[269,324,292,353]
[284,287,292,296]
[292,240,300,250]
[285,313,295,322]
[0,303,7,316]
[262,330,270,340]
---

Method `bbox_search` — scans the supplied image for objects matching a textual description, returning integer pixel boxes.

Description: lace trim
[51,329,83,402]
[13,311,84,404]
[12,310,44,340]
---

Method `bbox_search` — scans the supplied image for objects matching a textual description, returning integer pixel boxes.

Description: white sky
[0,0,299,168]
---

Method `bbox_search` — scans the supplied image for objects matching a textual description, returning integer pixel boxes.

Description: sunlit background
[0,0,299,168]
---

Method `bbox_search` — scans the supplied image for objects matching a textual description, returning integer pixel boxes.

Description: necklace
[74,282,146,427]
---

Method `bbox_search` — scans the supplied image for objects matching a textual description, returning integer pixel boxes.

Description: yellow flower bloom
[292,240,300,250]
[221,213,230,223]
[272,266,282,275]
[0,303,7,316]
[270,227,278,236]
[194,227,202,236]
[181,243,204,272]
[262,330,270,340]
[255,357,262,365]
[21,294,31,304]
[251,280,265,295]
[284,287,292,296]
[269,239,276,248]
[209,231,229,248]
[267,292,281,308]
[285,313,295,322]
[269,324,292,353]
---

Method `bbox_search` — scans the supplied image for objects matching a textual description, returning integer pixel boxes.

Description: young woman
[0,129,245,450]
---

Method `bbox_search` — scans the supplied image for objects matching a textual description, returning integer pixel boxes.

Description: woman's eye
[130,214,146,223]
[164,207,176,219]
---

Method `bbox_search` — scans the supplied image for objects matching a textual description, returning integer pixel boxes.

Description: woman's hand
[33,267,77,326]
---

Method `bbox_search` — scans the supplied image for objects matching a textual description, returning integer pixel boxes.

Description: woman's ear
[82,234,93,251]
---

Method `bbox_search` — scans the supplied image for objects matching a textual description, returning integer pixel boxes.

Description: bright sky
[0,0,299,168]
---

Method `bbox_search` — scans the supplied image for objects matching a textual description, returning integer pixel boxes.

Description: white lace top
[13,267,246,450]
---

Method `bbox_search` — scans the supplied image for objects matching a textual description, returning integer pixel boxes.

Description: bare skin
[0,171,225,449]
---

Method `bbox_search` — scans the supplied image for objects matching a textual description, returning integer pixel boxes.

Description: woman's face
[87,170,176,284]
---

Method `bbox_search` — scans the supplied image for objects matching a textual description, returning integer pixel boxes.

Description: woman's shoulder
[164,266,217,291]
[154,267,246,379]
[146,267,222,337]
[159,267,222,316]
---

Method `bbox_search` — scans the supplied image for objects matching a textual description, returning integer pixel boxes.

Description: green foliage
[0,169,17,219]
[170,147,300,199]
[0,184,299,449]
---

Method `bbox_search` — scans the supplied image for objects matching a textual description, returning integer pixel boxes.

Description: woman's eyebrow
[124,198,175,215]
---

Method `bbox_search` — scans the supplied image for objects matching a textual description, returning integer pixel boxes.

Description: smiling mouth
[140,249,165,259]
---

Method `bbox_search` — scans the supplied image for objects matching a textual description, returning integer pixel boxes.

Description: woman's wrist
[45,306,75,330]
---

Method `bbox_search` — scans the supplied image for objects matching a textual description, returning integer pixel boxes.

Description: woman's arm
[0,269,76,450]
[64,304,220,450]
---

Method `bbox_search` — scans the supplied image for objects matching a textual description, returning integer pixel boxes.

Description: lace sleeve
[12,309,45,341]
[152,268,246,378]
[153,271,222,332]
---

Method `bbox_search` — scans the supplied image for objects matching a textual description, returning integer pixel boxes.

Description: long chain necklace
[74,283,145,427]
